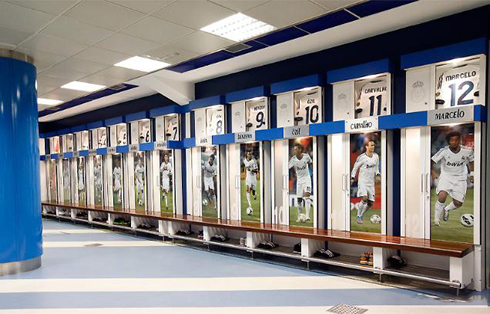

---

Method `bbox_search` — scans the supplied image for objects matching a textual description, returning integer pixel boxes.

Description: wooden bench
[41,201,474,292]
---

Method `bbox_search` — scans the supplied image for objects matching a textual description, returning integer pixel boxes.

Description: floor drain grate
[327,304,368,314]
[84,243,103,247]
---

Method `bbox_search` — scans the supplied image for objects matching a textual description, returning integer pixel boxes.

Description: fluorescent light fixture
[115,56,170,72]
[201,13,276,42]
[61,81,106,92]
[38,98,63,106]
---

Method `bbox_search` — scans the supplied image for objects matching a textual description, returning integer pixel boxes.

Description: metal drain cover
[84,243,103,247]
[327,304,368,314]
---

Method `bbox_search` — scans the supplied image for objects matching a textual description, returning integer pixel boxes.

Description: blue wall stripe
[183,138,196,148]
[474,104,486,122]
[212,133,235,145]
[256,128,284,141]
[149,105,184,118]
[46,131,57,137]
[225,86,269,103]
[379,111,427,129]
[79,150,89,157]
[96,148,107,155]
[56,128,71,136]
[167,140,184,149]
[63,152,73,159]
[125,111,149,122]
[105,116,125,126]
[327,59,391,83]
[50,154,58,159]
[87,121,104,129]
[70,125,86,133]
[271,74,323,95]
[39,155,46,161]
[188,95,225,110]
[116,145,129,154]
[310,120,345,135]
[349,0,417,18]
[400,37,487,69]
[297,9,357,34]
[255,26,308,47]
[139,142,154,151]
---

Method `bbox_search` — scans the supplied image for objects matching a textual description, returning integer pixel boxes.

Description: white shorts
[136,180,144,192]
[114,179,121,191]
[357,184,375,202]
[436,175,467,202]
[246,177,257,190]
[78,182,84,191]
[204,176,214,191]
[296,178,312,196]
[162,178,170,190]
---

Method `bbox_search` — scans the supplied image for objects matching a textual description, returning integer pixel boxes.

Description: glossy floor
[0,220,488,313]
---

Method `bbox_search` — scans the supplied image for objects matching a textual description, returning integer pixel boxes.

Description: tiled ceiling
[0,0,364,111]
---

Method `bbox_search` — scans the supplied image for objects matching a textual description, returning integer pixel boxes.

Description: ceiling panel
[37,75,71,94]
[146,45,199,65]
[106,0,174,14]
[16,47,66,71]
[210,0,269,12]
[19,34,89,57]
[48,58,109,75]
[64,1,145,31]
[41,88,88,102]
[41,16,114,46]
[0,26,32,47]
[40,65,87,81]
[121,16,194,44]
[0,2,55,33]
[78,73,127,87]
[312,0,364,11]
[153,0,235,30]
[74,47,131,66]
[166,31,234,55]
[244,0,326,28]
[8,0,78,15]
[96,33,162,55]
[91,66,142,81]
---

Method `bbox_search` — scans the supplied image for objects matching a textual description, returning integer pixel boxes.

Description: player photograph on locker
[240,143,260,222]
[201,146,218,218]
[354,76,388,118]
[49,159,58,202]
[431,124,474,243]
[112,154,123,209]
[134,152,146,210]
[93,155,103,206]
[77,157,86,205]
[350,132,382,233]
[288,137,314,227]
[62,159,71,203]
[159,150,173,213]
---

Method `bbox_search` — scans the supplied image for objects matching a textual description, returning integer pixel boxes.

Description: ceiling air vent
[225,43,252,54]
[108,84,126,91]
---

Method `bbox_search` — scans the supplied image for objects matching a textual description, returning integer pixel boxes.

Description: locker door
[227,144,240,220]
[328,133,350,231]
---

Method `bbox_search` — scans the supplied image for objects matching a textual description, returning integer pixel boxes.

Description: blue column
[0,54,42,274]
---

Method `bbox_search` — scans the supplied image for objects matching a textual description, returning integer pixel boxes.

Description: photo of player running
[201,146,218,218]
[431,124,475,243]
[94,156,103,206]
[160,150,173,213]
[240,143,260,222]
[48,159,58,202]
[77,157,86,205]
[62,159,71,203]
[112,155,123,209]
[134,152,146,210]
[350,132,382,233]
[288,138,314,227]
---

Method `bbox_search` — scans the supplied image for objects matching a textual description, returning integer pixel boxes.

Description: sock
[357,201,366,218]
[305,198,311,219]
[212,195,217,208]
[435,201,445,222]
[164,194,168,208]
[297,199,303,217]
[246,192,252,207]
[445,202,458,211]
[361,204,369,217]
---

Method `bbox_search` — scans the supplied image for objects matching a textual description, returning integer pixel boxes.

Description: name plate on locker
[345,116,378,133]
[154,141,167,150]
[129,144,139,152]
[235,131,255,143]
[196,136,212,147]
[88,149,97,156]
[73,151,80,158]
[107,147,117,154]
[428,106,474,125]
[284,125,309,138]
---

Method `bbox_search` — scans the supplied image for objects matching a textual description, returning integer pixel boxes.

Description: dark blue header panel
[105,116,125,126]
[225,86,269,103]
[189,95,225,110]
[271,74,323,95]
[149,105,184,118]
[125,111,149,122]
[327,59,391,84]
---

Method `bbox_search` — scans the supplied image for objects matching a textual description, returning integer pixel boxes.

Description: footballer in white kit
[355,80,388,118]
[431,131,474,225]
[202,154,218,209]
[243,151,259,213]
[113,159,122,204]
[289,144,313,222]
[94,159,102,203]
[78,162,85,191]
[160,153,172,211]
[134,157,145,206]
[351,140,380,224]
[295,91,320,125]
[436,63,480,108]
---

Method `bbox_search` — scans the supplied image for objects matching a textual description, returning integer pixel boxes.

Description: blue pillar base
[0,256,41,276]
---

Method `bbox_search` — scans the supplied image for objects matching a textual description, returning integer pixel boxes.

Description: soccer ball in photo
[138,199,143,207]
[370,214,381,224]
[460,214,474,227]
[298,213,307,223]
[203,198,208,207]
[246,207,253,215]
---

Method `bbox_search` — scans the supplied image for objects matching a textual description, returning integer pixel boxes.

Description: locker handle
[421,174,424,193]
[341,174,346,191]
[196,176,201,189]
[235,175,240,189]
[345,174,350,192]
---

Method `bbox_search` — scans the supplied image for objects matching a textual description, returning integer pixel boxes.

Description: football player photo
[431,124,474,243]
[288,138,314,227]
[435,59,480,109]
[94,156,103,206]
[112,155,123,209]
[77,157,86,205]
[294,89,320,125]
[240,143,261,222]
[350,132,382,233]
[160,150,173,213]
[48,159,58,202]
[62,159,71,203]
[201,146,218,218]
[354,77,389,118]
[134,152,146,210]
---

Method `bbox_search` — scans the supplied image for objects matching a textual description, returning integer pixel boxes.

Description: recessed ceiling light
[115,56,170,72]
[201,13,276,42]
[61,81,106,92]
[38,98,63,106]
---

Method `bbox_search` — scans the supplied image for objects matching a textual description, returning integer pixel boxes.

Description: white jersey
[436,64,480,108]
[351,153,380,186]
[207,108,224,135]
[243,158,258,181]
[117,129,127,145]
[160,162,172,180]
[432,146,474,181]
[165,116,179,140]
[78,169,84,187]
[296,91,320,125]
[246,100,267,130]
[356,80,388,118]
[202,160,217,179]
[135,164,145,183]
[139,125,150,143]
[113,166,122,183]
[289,153,312,182]
[98,131,107,147]
[94,165,102,185]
